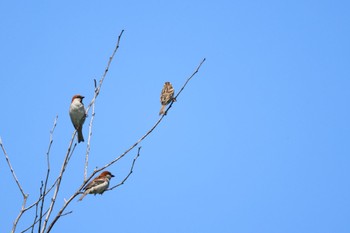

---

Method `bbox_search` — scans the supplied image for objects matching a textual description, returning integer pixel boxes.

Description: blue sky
[1,1,350,232]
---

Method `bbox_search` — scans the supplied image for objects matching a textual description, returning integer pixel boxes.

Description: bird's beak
[111,174,115,177]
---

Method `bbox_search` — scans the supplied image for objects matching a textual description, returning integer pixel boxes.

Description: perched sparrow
[69,94,86,143]
[159,82,175,115]
[79,171,115,201]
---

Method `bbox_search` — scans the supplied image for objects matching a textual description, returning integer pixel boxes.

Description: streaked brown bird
[78,171,115,201]
[159,82,175,115]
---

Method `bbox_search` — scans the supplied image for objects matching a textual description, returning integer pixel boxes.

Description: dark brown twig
[20,208,50,233]
[109,147,141,190]
[30,182,42,233]
[165,58,206,115]
[37,115,57,232]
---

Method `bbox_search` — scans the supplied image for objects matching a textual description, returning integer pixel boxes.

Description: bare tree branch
[40,132,76,233]
[12,198,28,233]
[45,147,141,233]
[45,191,80,233]
[84,80,98,181]
[37,115,57,232]
[30,182,42,233]
[11,175,59,232]
[19,176,59,215]
[0,138,29,233]
[8,116,59,233]
[59,211,73,217]
[85,29,124,114]
[0,138,27,197]
[109,146,141,190]
[20,208,50,233]
[165,58,206,115]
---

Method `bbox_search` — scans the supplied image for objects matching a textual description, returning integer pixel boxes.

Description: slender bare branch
[59,211,73,217]
[0,138,27,197]
[8,116,59,233]
[67,140,78,162]
[10,174,60,232]
[40,132,76,233]
[0,138,29,233]
[165,58,206,115]
[20,208,50,233]
[30,182,42,233]
[85,29,124,114]
[45,191,80,233]
[84,80,98,181]
[109,147,141,190]
[37,115,57,232]
[12,197,28,233]
[83,28,124,181]
[46,147,140,232]
[19,176,59,213]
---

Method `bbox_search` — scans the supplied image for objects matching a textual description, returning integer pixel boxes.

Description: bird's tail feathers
[159,105,166,115]
[77,129,84,143]
[78,192,88,201]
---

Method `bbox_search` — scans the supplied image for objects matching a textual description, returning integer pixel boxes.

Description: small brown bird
[159,82,175,115]
[79,171,115,201]
[69,94,86,143]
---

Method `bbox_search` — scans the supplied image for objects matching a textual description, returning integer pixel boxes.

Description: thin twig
[67,141,77,162]
[85,30,124,113]
[84,80,98,181]
[20,175,59,213]
[40,132,76,233]
[59,211,73,217]
[44,191,80,233]
[0,138,27,197]
[31,182,43,233]
[9,174,60,232]
[165,58,206,115]
[109,147,141,190]
[38,115,57,232]
[20,208,50,233]
[9,117,59,233]
[0,138,29,233]
[12,198,28,233]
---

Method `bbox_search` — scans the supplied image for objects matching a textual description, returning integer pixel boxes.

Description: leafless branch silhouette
[2,29,206,233]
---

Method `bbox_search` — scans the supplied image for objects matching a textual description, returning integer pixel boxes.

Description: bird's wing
[84,177,106,190]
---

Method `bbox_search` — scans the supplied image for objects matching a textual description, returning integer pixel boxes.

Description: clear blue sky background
[1,1,350,233]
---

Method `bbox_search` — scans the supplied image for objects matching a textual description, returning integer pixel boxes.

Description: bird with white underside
[79,171,115,201]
